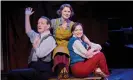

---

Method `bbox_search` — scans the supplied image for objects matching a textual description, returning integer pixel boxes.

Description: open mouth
[38,27,42,30]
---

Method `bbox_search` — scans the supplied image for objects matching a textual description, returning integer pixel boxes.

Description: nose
[65,11,69,15]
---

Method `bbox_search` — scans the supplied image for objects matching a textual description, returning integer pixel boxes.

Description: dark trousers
[8,68,38,80]
[29,60,53,80]
[8,60,53,80]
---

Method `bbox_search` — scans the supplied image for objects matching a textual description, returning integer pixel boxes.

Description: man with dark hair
[25,7,56,80]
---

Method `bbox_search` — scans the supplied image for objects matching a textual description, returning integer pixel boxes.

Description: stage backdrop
[2,1,110,71]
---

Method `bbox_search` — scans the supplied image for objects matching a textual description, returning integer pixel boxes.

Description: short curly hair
[57,4,74,17]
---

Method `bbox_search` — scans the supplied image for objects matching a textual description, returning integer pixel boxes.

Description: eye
[41,22,45,25]
[74,29,78,31]
[79,29,82,31]
[68,11,71,13]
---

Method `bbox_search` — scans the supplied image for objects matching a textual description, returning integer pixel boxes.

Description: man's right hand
[25,7,34,16]
[32,35,40,49]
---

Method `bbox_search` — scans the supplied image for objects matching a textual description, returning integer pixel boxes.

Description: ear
[47,24,50,29]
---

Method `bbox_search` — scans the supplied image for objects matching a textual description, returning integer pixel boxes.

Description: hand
[32,36,40,49]
[96,44,102,50]
[92,44,102,51]
[93,50,100,56]
[86,48,100,58]
[86,48,95,58]
[25,7,34,16]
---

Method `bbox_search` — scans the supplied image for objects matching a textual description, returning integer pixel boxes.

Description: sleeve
[35,36,57,58]
[26,30,39,44]
[86,44,90,50]
[90,42,99,49]
[51,19,56,29]
[73,40,88,58]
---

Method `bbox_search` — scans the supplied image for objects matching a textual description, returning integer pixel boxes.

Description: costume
[68,36,109,78]
[27,30,56,80]
[51,17,74,73]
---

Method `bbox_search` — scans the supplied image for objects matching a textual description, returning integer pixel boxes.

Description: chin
[77,36,82,38]
[38,30,42,33]
[64,17,69,20]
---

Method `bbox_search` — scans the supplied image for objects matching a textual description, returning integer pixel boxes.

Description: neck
[40,30,50,34]
[62,17,69,22]
[74,35,83,41]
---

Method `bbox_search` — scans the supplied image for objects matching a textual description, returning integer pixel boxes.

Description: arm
[91,42,102,51]
[50,19,56,36]
[51,19,55,29]
[35,36,56,58]
[25,7,38,43]
[25,7,34,33]
[73,40,89,58]
[82,35,92,46]
[82,35,102,50]
[73,40,98,59]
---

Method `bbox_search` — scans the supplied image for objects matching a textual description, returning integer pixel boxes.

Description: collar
[39,31,50,39]
[59,17,71,27]
[73,35,82,41]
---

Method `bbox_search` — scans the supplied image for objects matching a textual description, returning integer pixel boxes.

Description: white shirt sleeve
[90,42,98,48]
[90,42,102,50]
[26,30,39,44]
[73,40,88,58]
[35,36,57,58]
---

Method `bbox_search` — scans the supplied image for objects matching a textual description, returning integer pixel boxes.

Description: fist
[32,36,40,49]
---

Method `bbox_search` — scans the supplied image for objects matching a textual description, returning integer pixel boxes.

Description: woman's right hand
[25,7,34,16]
[86,48,95,58]
[86,48,100,58]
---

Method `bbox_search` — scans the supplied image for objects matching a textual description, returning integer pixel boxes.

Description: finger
[31,11,34,15]
[30,7,32,11]
[26,7,29,11]
[28,7,31,11]
[27,7,30,10]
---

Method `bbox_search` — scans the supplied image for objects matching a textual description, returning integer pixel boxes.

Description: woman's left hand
[95,44,102,51]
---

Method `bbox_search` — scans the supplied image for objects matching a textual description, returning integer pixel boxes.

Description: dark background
[2,1,133,72]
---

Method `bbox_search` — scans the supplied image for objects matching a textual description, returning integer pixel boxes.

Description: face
[37,18,50,33]
[61,7,71,19]
[73,25,83,38]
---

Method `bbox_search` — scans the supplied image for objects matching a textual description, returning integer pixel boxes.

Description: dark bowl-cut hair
[57,4,74,17]
[40,16,51,27]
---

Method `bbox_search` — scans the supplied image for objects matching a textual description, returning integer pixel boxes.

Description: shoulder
[47,35,56,42]
[69,21,75,28]
[26,30,39,38]
[51,18,60,22]
[69,36,78,42]
[68,37,79,48]
[51,18,60,27]
[70,21,74,24]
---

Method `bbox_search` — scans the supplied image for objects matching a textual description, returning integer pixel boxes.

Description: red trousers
[71,52,109,78]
